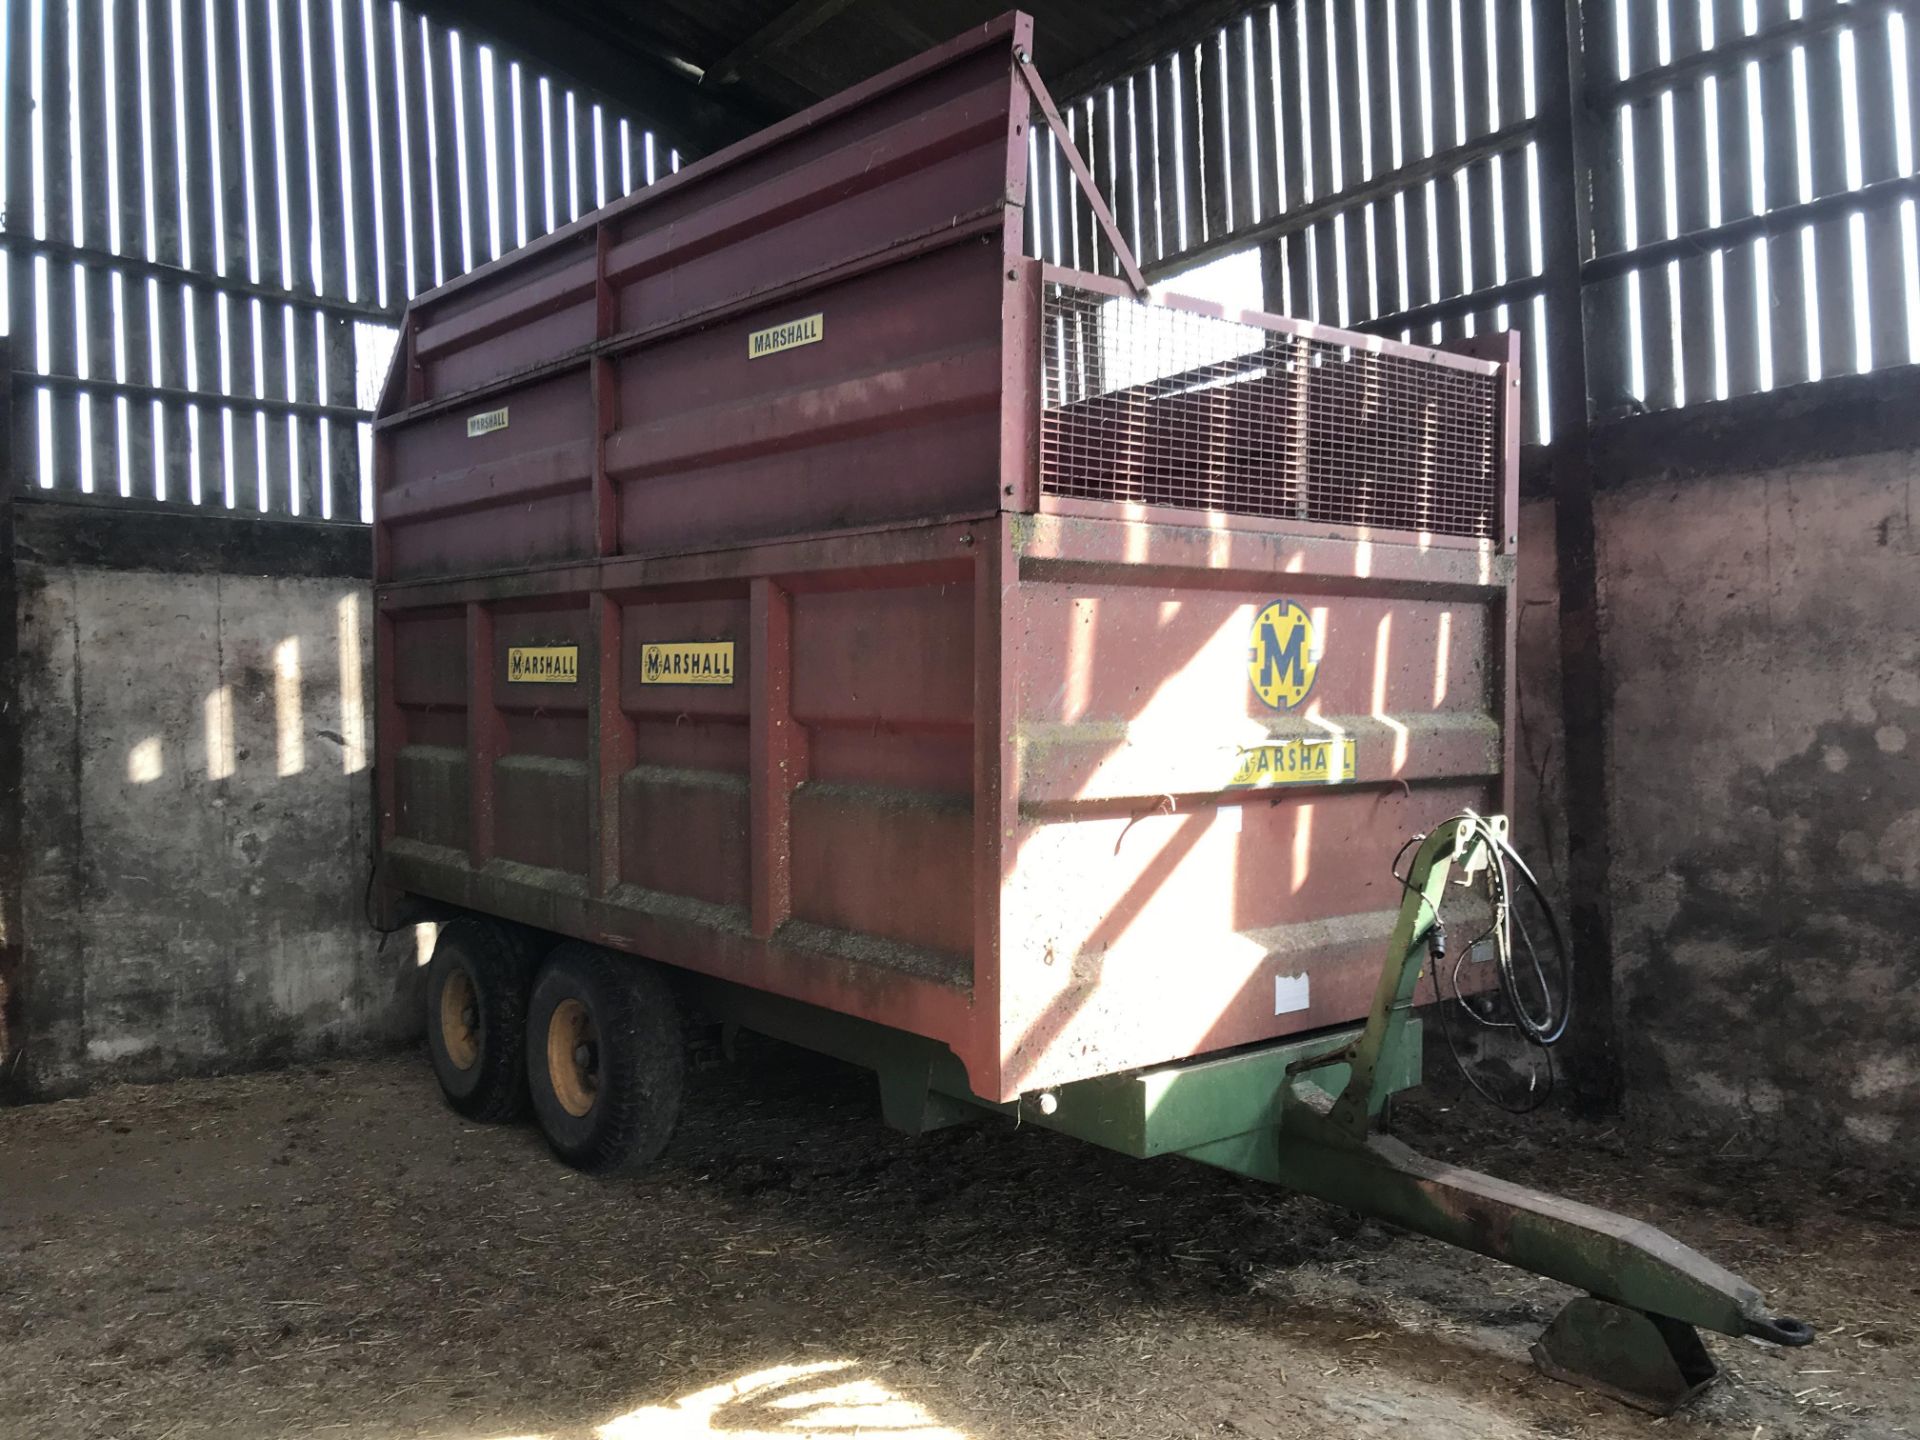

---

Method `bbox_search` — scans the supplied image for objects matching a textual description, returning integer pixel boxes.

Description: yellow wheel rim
[547,997,599,1118]
[439,966,479,1071]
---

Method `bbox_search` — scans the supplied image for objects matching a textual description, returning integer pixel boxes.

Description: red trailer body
[371,12,1518,1106]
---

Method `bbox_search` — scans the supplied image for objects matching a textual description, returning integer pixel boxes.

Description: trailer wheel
[525,942,684,1175]
[424,917,534,1122]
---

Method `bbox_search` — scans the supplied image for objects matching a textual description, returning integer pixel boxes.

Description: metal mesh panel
[1039,283,1503,539]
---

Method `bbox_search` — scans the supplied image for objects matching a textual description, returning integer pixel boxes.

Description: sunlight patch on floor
[597,1360,970,1440]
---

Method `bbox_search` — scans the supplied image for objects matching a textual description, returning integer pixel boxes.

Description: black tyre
[525,942,684,1175]
[424,917,534,1122]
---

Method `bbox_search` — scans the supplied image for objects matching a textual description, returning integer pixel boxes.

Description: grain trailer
[371,13,1809,1411]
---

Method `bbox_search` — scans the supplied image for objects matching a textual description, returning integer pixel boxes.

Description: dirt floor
[2,1042,1917,1440]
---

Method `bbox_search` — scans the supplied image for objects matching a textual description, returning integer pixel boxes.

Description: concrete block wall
[1429,384,1920,1166]
[1597,445,1920,1155]
[1,497,418,1097]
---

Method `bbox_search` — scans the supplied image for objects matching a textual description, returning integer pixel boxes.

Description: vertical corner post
[1001,259,1044,512]
[749,577,803,939]
[466,600,502,868]
[374,603,400,850]
[970,519,1017,1101]
[588,591,631,900]
[591,224,619,557]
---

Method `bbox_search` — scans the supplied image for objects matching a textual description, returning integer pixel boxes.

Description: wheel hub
[438,967,480,1071]
[547,997,600,1118]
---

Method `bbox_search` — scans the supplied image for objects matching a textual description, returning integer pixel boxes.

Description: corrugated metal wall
[1027,0,1920,443]
[1,0,677,518]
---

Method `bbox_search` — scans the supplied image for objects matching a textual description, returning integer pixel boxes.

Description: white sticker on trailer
[1274,973,1310,1015]
[467,406,509,437]
[748,312,823,358]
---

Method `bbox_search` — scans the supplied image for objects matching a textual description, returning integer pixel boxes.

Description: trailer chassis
[694,816,1811,1414]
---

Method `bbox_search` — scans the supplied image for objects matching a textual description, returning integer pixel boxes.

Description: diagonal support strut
[1014,47,1147,295]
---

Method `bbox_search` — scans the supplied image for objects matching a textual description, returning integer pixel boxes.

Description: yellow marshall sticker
[1229,738,1357,789]
[507,646,578,683]
[641,641,736,685]
[748,312,823,359]
[467,406,509,437]
[1247,598,1321,709]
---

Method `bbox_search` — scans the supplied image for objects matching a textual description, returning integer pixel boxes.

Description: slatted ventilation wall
[1586,0,1920,413]
[1027,0,1920,442]
[1027,1,1554,439]
[1,0,678,519]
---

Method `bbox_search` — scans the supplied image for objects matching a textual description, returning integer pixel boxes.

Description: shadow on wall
[15,571,424,1098]
[123,598,367,787]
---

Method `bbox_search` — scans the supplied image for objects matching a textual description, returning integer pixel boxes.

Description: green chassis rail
[694,816,1813,1414]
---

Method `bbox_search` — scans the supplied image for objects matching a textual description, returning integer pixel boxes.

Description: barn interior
[1,2,1918,1437]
